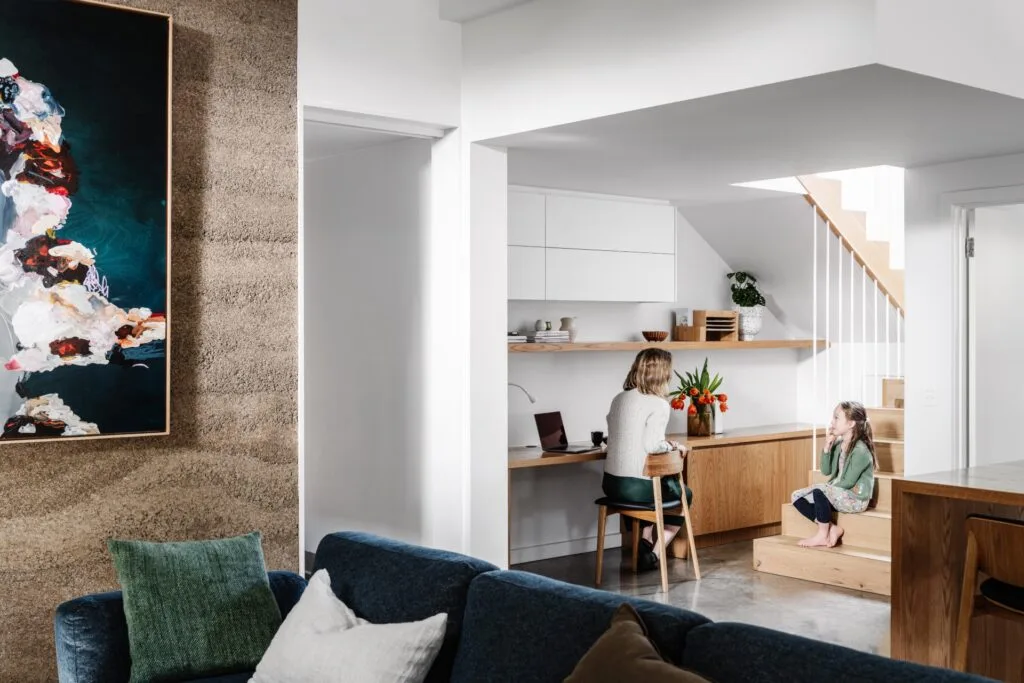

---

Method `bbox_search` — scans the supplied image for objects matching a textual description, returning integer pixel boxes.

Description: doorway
[966,204,1024,467]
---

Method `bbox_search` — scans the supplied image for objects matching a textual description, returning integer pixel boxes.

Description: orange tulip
[717,393,728,402]
[721,403,729,413]
[689,388,699,397]
[687,405,697,416]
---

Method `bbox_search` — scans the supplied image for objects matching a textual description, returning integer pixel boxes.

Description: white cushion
[250,569,447,683]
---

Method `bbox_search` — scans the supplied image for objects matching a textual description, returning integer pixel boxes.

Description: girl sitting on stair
[790,401,877,548]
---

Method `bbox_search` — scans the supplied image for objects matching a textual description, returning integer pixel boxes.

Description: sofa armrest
[54,570,306,683]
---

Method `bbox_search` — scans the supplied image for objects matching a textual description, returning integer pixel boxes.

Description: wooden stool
[953,515,1024,671]
[594,450,700,593]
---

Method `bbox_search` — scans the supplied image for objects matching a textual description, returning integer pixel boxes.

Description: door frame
[298,105,447,573]
[946,185,1024,470]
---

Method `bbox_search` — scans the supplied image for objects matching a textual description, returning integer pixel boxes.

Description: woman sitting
[604,348,692,570]
[790,400,877,548]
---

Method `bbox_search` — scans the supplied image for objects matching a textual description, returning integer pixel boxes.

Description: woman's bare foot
[798,529,831,547]
[828,524,845,547]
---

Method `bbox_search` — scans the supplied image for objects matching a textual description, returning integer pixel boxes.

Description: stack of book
[507,334,528,343]
[526,330,570,343]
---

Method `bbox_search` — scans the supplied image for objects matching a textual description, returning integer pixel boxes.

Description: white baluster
[825,220,831,417]
[874,284,879,408]
[850,249,856,406]
[838,234,843,404]
[812,205,818,466]
[861,263,867,405]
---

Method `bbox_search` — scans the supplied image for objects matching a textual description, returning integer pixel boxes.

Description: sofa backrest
[682,623,996,683]
[449,570,710,683]
[54,570,306,683]
[312,531,497,683]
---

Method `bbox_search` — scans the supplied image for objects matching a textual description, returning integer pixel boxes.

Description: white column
[467,143,510,567]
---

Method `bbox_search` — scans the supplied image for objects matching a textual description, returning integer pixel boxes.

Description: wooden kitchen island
[509,423,823,556]
[892,461,1024,681]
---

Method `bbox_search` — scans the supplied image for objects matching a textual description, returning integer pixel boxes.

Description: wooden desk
[509,424,823,552]
[892,461,1024,681]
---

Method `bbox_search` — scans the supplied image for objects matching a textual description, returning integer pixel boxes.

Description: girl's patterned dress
[790,446,870,514]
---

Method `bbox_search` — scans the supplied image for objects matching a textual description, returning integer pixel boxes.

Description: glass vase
[687,404,715,437]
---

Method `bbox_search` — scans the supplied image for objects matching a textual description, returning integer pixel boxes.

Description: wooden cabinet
[508,189,677,302]
[508,191,545,247]
[545,248,675,303]
[545,195,675,254]
[508,246,545,300]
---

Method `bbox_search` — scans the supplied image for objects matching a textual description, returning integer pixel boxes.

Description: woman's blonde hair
[623,348,673,397]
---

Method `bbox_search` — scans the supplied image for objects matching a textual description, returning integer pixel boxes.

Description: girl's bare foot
[828,524,845,547]
[798,530,831,547]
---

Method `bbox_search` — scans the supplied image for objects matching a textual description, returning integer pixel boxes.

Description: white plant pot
[734,305,764,341]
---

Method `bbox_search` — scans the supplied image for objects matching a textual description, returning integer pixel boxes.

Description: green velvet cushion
[107,531,283,682]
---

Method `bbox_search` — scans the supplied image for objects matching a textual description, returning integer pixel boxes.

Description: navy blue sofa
[55,531,993,683]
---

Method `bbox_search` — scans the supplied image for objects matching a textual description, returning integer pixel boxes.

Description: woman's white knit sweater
[605,389,672,479]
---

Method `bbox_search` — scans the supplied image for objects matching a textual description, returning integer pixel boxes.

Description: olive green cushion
[107,532,282,683]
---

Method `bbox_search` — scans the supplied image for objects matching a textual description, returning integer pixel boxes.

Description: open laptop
[534,411,599,454]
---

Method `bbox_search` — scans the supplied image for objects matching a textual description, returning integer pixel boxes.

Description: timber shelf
[508,339,829,353]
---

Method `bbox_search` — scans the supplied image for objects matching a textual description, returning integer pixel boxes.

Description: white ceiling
[492,65,1024,207]
[439,0,533,22]
[303,122,407,162]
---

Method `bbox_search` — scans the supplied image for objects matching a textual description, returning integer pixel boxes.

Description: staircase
[752,379,904,596]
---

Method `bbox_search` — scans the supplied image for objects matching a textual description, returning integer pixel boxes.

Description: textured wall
[0,1,298,679]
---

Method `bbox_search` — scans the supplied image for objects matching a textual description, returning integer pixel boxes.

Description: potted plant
[727,271,766,341]
[670,358,728,437]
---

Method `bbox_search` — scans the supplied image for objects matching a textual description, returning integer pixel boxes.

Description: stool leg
[679,474,700,580]
[631,518,641,573]
[595,505,608,587]
[653,477,669,593]
[953,533,979,671]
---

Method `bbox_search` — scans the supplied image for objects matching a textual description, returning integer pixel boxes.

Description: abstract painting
[0,2,170,440]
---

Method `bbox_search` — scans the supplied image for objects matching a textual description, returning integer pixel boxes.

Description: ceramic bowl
[642,330,668,342]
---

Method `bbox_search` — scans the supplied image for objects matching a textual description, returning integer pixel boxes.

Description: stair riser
[866,409,903,440]
[781,505,890,552]
[753,538,891,596]
[876,442,903,474]
[810,471,893,512]
[883,378,904,409]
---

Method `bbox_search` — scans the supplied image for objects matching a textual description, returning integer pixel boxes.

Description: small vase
[687,404,715,437]
[559,316,578,342]
[535,319,545,332]
[734,305,764,341]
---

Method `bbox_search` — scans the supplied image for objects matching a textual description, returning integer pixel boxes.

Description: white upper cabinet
[508,246,545,300]
[507,191,546,247]
[545,249,675,303]
[506,189,677,302]
[545,195,675,254]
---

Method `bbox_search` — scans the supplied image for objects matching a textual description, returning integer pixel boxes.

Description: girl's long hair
[624,348,673,397]
[839,400,878,470]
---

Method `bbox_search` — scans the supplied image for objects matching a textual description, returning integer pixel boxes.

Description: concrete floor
[513,540,892,656]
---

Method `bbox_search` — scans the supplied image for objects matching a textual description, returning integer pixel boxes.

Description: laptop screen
[535,412,569,449]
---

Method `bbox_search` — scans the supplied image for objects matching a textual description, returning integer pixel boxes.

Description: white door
[968,205,1024,466]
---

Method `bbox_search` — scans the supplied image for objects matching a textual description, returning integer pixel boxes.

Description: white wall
[299,0,461,126]
[905,152,1024,475]
[461,0,875,141]
[507,209,805,563]
[303,138,433,552]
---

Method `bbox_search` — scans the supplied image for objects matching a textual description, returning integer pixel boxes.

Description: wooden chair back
[643,449,686,482]
[965,515,1024,587]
